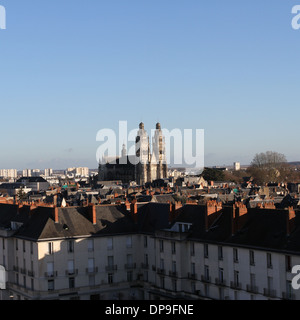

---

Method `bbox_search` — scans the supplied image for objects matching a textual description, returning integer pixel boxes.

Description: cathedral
[98,122,168,185]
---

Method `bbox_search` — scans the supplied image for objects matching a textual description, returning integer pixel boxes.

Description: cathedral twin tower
[135,122,168,185]
[98,122,168,185]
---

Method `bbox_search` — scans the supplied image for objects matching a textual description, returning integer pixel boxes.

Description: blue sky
[0,0,300,170]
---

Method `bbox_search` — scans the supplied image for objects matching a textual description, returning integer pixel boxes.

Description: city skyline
[1,1,300,169]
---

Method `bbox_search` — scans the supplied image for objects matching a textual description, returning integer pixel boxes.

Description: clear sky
[0,0,300,170]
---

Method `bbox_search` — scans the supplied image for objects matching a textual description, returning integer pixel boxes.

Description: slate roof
[1,201,300,254]
[6,205,136,241]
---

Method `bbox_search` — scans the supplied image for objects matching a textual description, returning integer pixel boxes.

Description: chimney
[53,195,57,206]
[53,206,59,224]
[205,200,223,231]
[169,201,182,224]
[17,203,23,215]
[125,199,131,211]
[232,202,248,235]
[287,207,296,235]
[89,203,97,225]
[130,199,138,223]
[168,201,173,223]
[29,204,37,217]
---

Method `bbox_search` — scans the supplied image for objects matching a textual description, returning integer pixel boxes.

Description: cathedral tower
[135,122,150,185]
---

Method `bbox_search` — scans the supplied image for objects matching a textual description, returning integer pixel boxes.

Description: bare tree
[248,151,288,184]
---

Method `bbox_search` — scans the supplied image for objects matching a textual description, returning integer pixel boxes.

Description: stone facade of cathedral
[98,122,168,185]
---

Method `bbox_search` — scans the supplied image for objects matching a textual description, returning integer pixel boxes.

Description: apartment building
[0,169,17,179]
[0,200,300,300]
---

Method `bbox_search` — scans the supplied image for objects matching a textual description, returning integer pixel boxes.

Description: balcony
[44,271,58,278]
[13,265,19,272]
[215,278,226,286]
[141,263,149,269]
[282,291,295,300]
[20,268,27,275]
[263,288,277,298]
[246,284,259,294]
[187,273,197,280]
[230,281,242,290]
[105,265,117,272]
[201,275,211,283]
[86,267,98,274]
[65,269,78,276]
[157,268,165,275]
[27,270,35,277]
[169,271,178,278]
[124,263,136,270]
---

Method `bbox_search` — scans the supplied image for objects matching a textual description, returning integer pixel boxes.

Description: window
[250,273,256,288]
[285,255,291,272]
[127,271,133,282]
[234,290,239,300]
[219,287,224,300]
[68,260,74,275]
[31,278,34,291]
[204,265,209,280]
[69,277,75,289]
[15,239,18,251]
[286,280,293,300]
[107,238,113,250]
[172,279,177,292]
[30,242,33,255]
[48,242,53,255]
[267,276,273,291]
[144,254,148,266]
[233,248,238,263]
[159,240,164,252]
[191,263,196,275]
[204,284,209,297]
[249,250,255,266]
[108,256,114,267]
[190,242,195,256]
[89,275,95,287]
[234,271,239,286]
[126,254,133,268]
[160,276,165,289]
[191,282,196,294]
[88,258,94,273]
[143,271,148,282]
[23,240,26,253]
[219,268,224,283]
[47,262,54,277]
[144,236,148,248]
[218,246,223,260]
[126,236,132,248]
[160,259,164,270]
[204,243,208,258]
[108,273,114,284]
[172,261,176,273]
[267,253,272,269]
[68,240,74,253]
[171,242,176,254]
[48,280,54,291]
[88,239,94,252]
